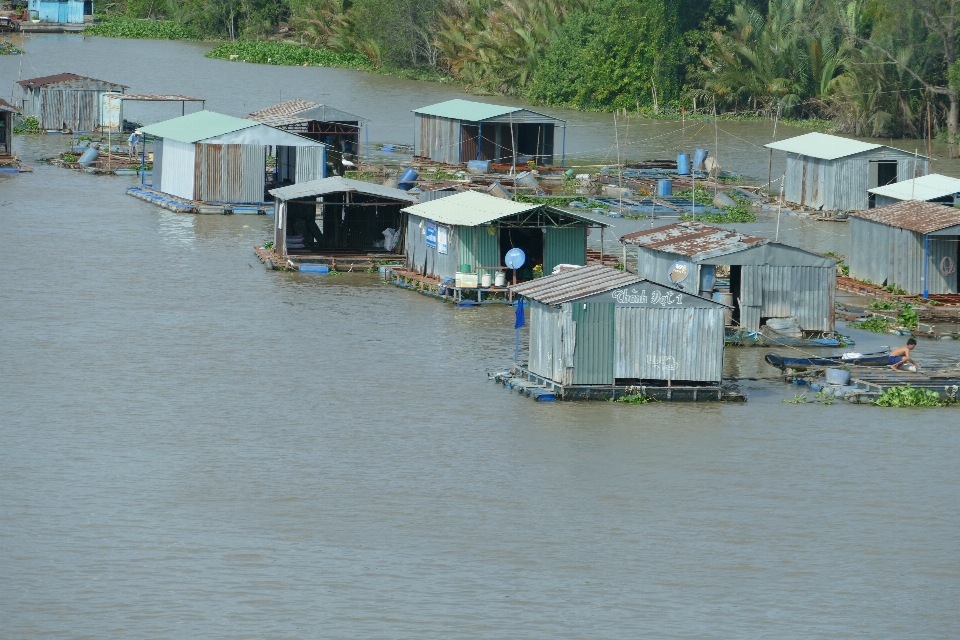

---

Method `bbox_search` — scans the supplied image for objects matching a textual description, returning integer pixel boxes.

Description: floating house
[99,93,206,133]
[27,0,91,24]
[249,99,366,160]
[848,201,960,296]
[868,173,960,208]
[511,265,727,393]
[620,221,836,334]
[765,132,928,211]
[403,190,604,283]
[271,176,416,261]
[0,99,15,158]
[413,99,566,166]
[141,110,327,204]
[18,73,126,132]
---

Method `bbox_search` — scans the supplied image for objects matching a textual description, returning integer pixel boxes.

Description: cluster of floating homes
[6,72,960,399]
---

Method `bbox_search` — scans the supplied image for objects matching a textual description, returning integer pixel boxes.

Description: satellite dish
[505,248,526,269]
[668,261,691,285]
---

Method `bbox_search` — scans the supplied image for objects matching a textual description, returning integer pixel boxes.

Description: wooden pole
[927,102,933,174]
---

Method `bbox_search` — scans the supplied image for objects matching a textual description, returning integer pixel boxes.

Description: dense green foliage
[86,16,203,39]
[13,117,40,134]
[874,385,951,407]
[206,41,369,67]
[0,41,24,55]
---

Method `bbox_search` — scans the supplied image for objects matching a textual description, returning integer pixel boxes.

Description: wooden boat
[764,351,890,371]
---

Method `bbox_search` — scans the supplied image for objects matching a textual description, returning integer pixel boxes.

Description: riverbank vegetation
[89,0,960,149]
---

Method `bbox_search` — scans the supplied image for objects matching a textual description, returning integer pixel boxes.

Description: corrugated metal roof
[140,110,257,144]
[511,265,645,305]
[249,100,366,126]
[867,173,960,201]
[111,94,203,102]
[0,98,16,113]
[17,73,127,89]
[413,99,563,123]
[402,190,601,227]
[270,176,417,202]
[765,132,884,160]
[849,200,960,234]
[620,221,768,260]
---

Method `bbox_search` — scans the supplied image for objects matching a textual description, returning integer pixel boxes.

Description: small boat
[764,350,890,371]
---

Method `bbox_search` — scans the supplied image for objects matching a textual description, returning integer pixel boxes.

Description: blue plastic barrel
[693,148,708,170]
[657,179,673,197]
[299,265,330,273]
[398,167,419,184]
[78,147,99,167]
[466,159,491,173]
[677,153,691,175]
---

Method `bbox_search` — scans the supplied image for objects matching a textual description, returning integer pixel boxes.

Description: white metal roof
[402,190,601,227]
[270,176,417,201]
[867,173,960,201]
[764,132,884,160]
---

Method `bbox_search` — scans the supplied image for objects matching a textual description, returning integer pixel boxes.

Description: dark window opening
[500,227,544,282]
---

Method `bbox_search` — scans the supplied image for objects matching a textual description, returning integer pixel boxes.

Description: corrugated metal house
[28,0,89,24]
[848,201,960,296]
[0,99,15,157]
[18,73,126,132]
[512,265,727,386]
[413,99,566,166]
[403,190,604,282]
[868,173,960,208]
[271,177,416,258]
[249,99,365,161]
[765,132,928,211]
[141,110,327,204]
[621,221,836,333]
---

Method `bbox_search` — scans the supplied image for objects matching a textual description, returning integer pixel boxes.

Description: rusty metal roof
[0,98,16,113]
[109,94,204,102]
[849,200,960,234]
[17,73,127,89]
[249,99,366,126]
[619,221,767,260]
[510,265,645,305]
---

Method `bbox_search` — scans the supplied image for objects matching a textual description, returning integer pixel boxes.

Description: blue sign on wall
[426,220,438,249]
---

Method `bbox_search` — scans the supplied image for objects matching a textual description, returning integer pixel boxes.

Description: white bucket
[495,271,506,287]
[481,273,493,288]
[825,368,851,385]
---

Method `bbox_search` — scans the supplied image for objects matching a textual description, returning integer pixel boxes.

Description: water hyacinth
[206,42,370,69]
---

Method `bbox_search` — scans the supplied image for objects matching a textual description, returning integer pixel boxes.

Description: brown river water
[2,35,959,638]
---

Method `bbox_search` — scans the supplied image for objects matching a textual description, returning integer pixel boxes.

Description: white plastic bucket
[481,273,493,288]
[825,368,851,385]
[494,271,506,287]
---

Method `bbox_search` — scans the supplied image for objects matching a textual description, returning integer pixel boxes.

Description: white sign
[611,288,684,306]
[437,225,449,255]
[646,355,679,371]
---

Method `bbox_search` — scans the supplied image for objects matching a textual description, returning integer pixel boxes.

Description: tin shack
[141,110,327,204]
[765,132,928,211]
[27,0,90,24]
[413,99,566,167]
[403,190,604,283]
[249,99,366,162]
[271,176,416,265]
[510,265,727,397]
[18,73,126,132]
[620,221,836,334]
[0,99,14,159]
[848,201,960,296]
[867,173,960,208]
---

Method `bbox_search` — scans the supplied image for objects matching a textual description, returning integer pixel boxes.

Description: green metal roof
[412,99,563,123]
[402,190,603,227]
[140,110,257,144]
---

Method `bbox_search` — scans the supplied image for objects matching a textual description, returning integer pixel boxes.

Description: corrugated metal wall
[543,227,587,274]
[571,302,615,384]
[635,247,699,293]
[152,138,163,189]
[457,225,500,276]
[740,265,835,331]
[848,218,957,294]
[405,214,462,279]
[158,137,195,200]
[415,114,460,164]
[33,88,99,131]
[67,0,84,22]
[295,146,326,182]
[419,189,457,203]
[194,144,266,203]
[528,301,564,383]
[614,307,724,382]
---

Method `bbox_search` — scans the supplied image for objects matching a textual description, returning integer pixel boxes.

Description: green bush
[85,17,203,40]
[205,41,370,68]
[856,316,892,333]
[13,116,39,134]
[63,154,77,162]
[874,385,947,407]
[612,392,656,404]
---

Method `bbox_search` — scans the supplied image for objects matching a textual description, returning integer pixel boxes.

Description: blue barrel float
[656,179,673,197]
[398,167,419,190]
[78,147,99,167]
[693,148,709,171]
[677,153,691,175]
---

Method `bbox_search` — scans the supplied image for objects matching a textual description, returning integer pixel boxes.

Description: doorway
[868,161,898,208]
[500,227,544,281]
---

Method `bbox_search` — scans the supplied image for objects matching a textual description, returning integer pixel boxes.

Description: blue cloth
[888,355,904,365]
[515,298,525,329]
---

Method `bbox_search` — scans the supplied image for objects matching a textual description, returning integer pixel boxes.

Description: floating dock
[385,268,513,305]
[494,366,743,402]
[128,187,272,215]
[254,245,404,272]
[844,370,960,404]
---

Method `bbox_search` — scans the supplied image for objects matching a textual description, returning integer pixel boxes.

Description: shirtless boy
[889,339,919,370]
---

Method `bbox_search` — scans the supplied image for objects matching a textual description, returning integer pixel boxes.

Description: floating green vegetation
[612,392,657,404]
[263,241,274,250]
[515,194,588,205]
[0,41,24,55]
[680,190,757,223]
[344,170,376,181]
[869,299,900,310]
[855,316,892,333]
[206,41,370,69]
[824,251,850,276]
[62,154,77,163]
[874,385,954,407]
[85,17,203,40]
[896,305,919,330]
[13,116,40,134]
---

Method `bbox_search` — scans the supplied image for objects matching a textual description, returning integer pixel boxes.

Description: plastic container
[78,147,99,167]
[693,148,709,170]
[398,167,419,185]
[461,263,472,273]
[677,153,691,175]
[466,160,492,174]
[657,179,673,197]
[481,273,493,287]
[495,271,506,287]
[299,265,330,273]
[718,291,734,326]
[515,171,539,189]
[825,368,851,385]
